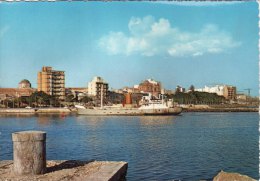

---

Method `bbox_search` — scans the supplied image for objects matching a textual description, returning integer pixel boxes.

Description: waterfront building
[0,79,35,101]
[122,87,140,94]
[196,85,236,100]
[161,88,174,95]
[37,66,65,100]
[0,88,35,100]
[112,89,124,94]
[236,93,247,103]
[197,85,225,96]
[66,87,88,101]
[138,79,161,98]
[124,92,132,105]
[88,76,108,98]
[18,79,31,89]
[175,85,185,93]
[223,85,236,100]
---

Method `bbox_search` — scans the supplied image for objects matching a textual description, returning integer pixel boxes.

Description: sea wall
[0,108,35,113]
[35,108,71,113]
[0,108,71,114]
[184,107,258,112]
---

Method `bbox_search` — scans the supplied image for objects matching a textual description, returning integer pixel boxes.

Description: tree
[80,96,93,103]
[29,91,59,107]
[65,94,75,102]
[170,91,225,105]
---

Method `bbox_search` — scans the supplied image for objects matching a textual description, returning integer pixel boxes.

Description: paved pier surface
[0,160,127,181]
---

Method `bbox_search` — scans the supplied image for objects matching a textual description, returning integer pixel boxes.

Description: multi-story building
[65,87,88,101]
[88,76,108,98]
[223,85,236,100]
[138,79,161,98]
[196,85,236,100]
[37,66,65,100]
[122,87,140,94]
[196,85,225,96]
[175,85,185,93]
[236,93,247,102]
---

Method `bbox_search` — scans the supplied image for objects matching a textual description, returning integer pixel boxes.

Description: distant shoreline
[0,107,258,114]
[184,108,258,112]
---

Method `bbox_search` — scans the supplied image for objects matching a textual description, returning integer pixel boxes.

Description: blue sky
[0,1,258,96]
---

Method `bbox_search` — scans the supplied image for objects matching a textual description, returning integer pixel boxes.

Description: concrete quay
[0,160,128,181]
[0,108,71,114]
[0,108,35,113]
[184,107,258,112]
[0,131,127,181]
[35,108,71,113]
[213,170,256,181]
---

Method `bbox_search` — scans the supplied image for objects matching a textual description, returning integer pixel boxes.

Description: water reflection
[0,113,258,180]
[0,113,35,118]
[139,116,176,126]
[75,116,107,127]
[36,114,67,126]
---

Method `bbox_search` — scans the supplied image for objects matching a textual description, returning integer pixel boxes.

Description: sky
[0,1,258,96]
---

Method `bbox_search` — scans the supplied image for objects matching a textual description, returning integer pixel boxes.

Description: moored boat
[76,94,182,116]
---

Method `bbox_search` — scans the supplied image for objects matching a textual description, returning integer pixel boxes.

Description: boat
[76,92,182,116]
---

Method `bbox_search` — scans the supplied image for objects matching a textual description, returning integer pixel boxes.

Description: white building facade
[88,76,109,98]
[196,85,236,100]
[196,85,225,96]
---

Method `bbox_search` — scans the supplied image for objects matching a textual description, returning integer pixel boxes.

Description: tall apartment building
[88,76,108,98]
[223,85,236,100]
[37,66,65,100]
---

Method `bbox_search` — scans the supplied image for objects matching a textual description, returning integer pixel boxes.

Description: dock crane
[244,88,252,104]
[244,88,251,97]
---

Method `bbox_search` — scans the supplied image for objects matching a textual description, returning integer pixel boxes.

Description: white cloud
[0,26,10,39]
[151,1,245,7]
[98,16,241,57]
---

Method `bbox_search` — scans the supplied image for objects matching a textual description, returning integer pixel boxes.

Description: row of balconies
[50,89,63,91]
[52,76,64,78]
[53,93,65,95]
[52,79,64,81]
[52,85,64,88]
[52,82,64,84]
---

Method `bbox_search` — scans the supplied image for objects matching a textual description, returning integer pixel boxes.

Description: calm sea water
[0,112,258,180]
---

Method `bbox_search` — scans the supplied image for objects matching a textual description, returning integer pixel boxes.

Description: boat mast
[161,93,164,105]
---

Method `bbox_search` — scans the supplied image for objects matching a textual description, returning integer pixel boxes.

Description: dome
[19,79,30,84]
[19,79,31,89]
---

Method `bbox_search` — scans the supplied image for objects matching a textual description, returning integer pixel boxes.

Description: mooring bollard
[12,131,46,175]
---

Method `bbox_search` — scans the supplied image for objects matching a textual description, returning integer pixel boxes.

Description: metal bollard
[12,131,46,175]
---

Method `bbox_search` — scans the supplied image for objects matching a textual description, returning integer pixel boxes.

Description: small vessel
[76,92,182,116]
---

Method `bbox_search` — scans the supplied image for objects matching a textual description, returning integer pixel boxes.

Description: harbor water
[0,112,258,180]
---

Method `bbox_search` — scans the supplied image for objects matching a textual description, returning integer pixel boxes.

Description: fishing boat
[76,90,182,116]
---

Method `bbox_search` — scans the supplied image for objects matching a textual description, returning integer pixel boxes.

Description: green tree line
[1,91,61,108]
[169,91,226,104]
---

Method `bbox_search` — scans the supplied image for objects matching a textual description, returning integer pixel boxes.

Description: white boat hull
[76,107,182,116]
